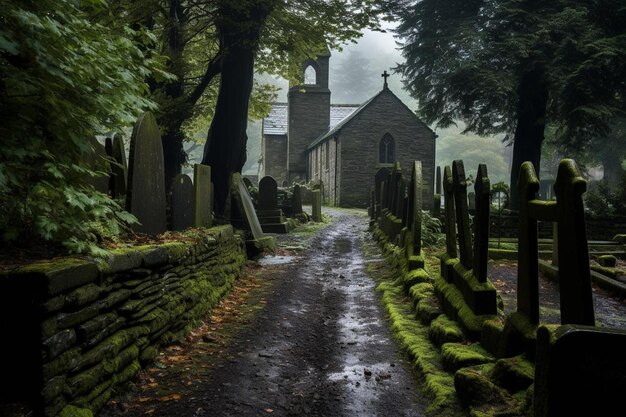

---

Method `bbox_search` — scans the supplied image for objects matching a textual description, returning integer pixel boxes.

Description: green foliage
[387,0,626,182]
[0,0,161,253]
[421,210,444,247]
[584,175,626,217]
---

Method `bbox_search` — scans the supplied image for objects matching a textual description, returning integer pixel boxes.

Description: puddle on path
[258,255,296,266]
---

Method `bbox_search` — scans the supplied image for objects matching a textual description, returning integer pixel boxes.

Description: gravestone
[312,190,322,222]
[374,167,391,218]
[110,133,128,198]
[434,165,442,218]
[258,176,278,210]
[452,160,474,269]
[125,112,167,235]
[407,161,423,256]
[472,164,490,283]
[292,184,303,215]
[84,137,109,194]
[442,166,458,282]
[170,174,194,231]
[193,164,212,228]
[468,191,476,215]
[242,177,254,190]
[231,173,264,239]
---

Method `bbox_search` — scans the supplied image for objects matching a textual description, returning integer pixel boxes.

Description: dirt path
[102,209,427,417]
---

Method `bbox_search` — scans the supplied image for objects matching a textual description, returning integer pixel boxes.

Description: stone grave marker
[242,177,254,190]
[259,176,278,210]
[231,173,264,239]
[170,174,194,231]
[468,191,476,214]
[312,190,322,222]
[408,161,423,256]
[375,167,391,217]
[472,164,490,283]
[193,164,212,228]
[443,166,458,259]
[125,112,167,235]
[452,160,473,269]
[434,165,442,218]
[292,184,303,215]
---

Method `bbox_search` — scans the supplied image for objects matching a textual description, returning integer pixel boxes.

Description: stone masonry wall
[0,225,246,417]
[309,137,339,205]
[262,134,288,184]
[339,89,436,208]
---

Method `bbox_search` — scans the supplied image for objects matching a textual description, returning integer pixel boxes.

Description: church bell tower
[287,50,331,183]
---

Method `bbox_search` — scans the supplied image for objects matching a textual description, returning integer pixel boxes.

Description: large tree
[387,0,626,207]
[202,0,381,217]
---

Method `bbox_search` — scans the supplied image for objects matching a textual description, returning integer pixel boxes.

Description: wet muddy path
[103,209,426,417]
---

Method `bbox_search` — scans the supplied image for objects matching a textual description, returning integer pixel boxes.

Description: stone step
[491,355,534,392]
[260,222,290,234]
[428,315,465,347]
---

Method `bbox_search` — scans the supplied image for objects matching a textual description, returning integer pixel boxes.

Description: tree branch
[186,54,221,107]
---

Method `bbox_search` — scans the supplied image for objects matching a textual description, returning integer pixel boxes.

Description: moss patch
[441,343,495,372]
[429,315,465,347]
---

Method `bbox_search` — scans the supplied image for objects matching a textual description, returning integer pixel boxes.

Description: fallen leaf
[264,409,274,413]
[157,394,182,402]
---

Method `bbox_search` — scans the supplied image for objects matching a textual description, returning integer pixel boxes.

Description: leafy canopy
[0,0,164,253]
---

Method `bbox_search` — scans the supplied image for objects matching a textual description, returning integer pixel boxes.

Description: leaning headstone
[193,164,212,228]
[84,137,110,194]
[231,173,264,239]
[170,174,194,231]
[258,176,278,210]
[125,112,167,234]
[292,184,303,215]
[110,133,128,198]
[312,190,322,222]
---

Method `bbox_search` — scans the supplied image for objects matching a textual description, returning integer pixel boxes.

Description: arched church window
[304,65,317,85]
[379,134,395,164]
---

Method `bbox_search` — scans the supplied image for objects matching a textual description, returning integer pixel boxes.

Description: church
[260,50,436,208]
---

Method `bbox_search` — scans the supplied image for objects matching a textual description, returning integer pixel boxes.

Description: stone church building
[260,50,436,208]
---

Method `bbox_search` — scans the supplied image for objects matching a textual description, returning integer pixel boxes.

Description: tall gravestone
[452,160,473,269]
[292,184,303,215]
[407,161,423,257]
[434,166,442,218]
[170,174,194,231]
[126,112,167,234]
[312,190,322,222]
[193,164,212,228]
[258,176,278,210]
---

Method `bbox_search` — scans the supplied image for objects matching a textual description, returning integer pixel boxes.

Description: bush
[0,1,166,254]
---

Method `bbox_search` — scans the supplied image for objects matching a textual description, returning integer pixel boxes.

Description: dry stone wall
[0,225,246,417]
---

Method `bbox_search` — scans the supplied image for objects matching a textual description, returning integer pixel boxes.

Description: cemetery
[2,2,626,417]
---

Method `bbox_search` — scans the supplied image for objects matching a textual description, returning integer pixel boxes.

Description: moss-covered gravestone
[374,167,391,219]
[452,160,474,269]
[231,173,264,240]
[170,174,194,231]
[193,164,212,228]
[473,164,490,283]
[125,112,167,235]
[258,176,278,211]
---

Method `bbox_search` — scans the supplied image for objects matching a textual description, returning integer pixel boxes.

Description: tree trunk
[201,1,275,217]
[509,68,549,209]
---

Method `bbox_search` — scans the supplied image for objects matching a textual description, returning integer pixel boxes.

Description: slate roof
[307,91,382,150]
[262,103,360,136]
[262,103,288,135]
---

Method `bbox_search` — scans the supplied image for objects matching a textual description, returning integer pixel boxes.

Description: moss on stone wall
[0,225,247,417]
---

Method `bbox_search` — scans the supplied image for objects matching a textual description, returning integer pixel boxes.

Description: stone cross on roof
[381,70,390,89]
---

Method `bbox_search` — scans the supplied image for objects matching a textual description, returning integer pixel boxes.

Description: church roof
[307,91,381,150]
[262,103,360,136]
[262,103,288,135]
